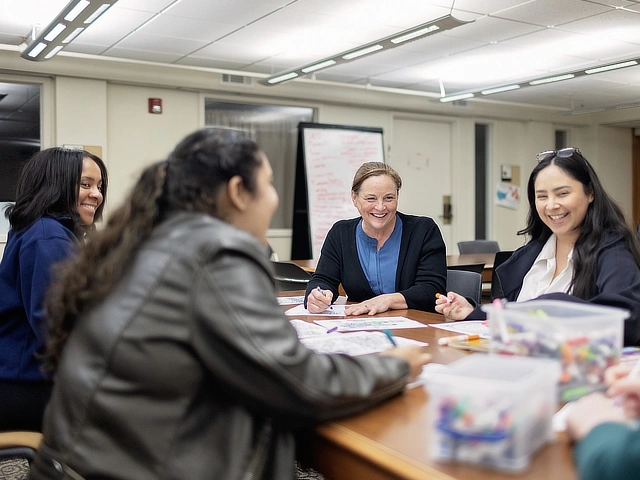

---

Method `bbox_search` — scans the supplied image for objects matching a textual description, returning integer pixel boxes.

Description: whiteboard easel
[291,123,385,260]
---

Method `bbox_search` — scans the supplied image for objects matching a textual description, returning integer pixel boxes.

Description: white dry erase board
[292,123,384,260]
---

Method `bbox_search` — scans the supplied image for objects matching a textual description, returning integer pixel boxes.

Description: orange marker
[438,334,481,346]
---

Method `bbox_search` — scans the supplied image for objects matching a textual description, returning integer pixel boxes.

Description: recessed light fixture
[261,14,472,86]
[21,0,119,62]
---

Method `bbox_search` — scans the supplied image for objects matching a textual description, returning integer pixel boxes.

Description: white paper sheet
[429,320,490,338]
[314,316,427,332]
[300,331,427,356]
[277,296,305,305]
[285,304,349,316]
[289,319,331,338]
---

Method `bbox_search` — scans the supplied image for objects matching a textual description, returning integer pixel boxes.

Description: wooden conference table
[292,253,495,283]
[286,300,576,480]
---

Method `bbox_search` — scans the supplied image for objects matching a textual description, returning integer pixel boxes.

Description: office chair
[490,250,514,300]
[446,269,483,306]
[446,263,484,274]
[457,240,500,255]
[271,261,312,292]
[0,431,42,479]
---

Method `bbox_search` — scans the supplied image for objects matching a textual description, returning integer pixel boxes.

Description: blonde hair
[351,162,402,195]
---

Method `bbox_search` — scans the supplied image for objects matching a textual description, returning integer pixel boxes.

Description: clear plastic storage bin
[425,354,559,472]
[482,300,627,402]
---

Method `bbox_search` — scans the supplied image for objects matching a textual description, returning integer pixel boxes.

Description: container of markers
[482,300,628,402]
[424,354,559,472]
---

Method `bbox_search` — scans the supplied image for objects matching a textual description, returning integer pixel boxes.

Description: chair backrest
[446,269,483,305]
[446,263,484,274]
[457,240,500,254]
[271,261,312,292]
[490,250,514,300]
[0,431,42,476]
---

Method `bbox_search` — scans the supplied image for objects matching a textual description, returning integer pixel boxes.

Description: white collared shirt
[517,234,574,302]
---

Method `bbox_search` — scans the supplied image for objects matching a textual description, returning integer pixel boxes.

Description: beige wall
[106,84,200,209]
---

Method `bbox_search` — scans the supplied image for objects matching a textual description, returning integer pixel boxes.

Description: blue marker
[382,329,397,347]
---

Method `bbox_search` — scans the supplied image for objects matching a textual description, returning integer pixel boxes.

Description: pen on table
[326,326,338,334]
[382,329,397,347]
[438,334,481,346]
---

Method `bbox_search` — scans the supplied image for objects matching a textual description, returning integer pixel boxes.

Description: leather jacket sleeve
[191,248,410,427]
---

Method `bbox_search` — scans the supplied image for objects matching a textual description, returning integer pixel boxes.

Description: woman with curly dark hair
[0,147,107,431]
[28,128,430,480]
[436,148,640,345]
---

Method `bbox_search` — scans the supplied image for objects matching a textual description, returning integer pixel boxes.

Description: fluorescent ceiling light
[342,45,383,60]
[21,0,119,61]
[85,4,111,24]
[267,72,299,84]
[44,23,67,42]
[391,25,439,44]
[585,60,638,74]
[63,27,85,43]
[481,84,521,95]
[262,14,471,86]
[45,45,64,59]
[64,0,90,21]
[439,92,474,103]
[301,60,337,74]
[27,42,48,58]
[529,74,575,85]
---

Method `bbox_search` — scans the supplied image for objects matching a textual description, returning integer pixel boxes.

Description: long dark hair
[518,149,640,299]
[44,128,262,370]
[5,148,108,236]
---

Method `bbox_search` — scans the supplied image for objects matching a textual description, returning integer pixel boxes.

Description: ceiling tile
[139,14,238,42]
[557,8,640,44]
[115,33,208,56]
[103,47,184,63]
[445,15,545,43]
[164,0,289,24]
[500,28,640,62]
[493,0,612,27]
[68,8,156,48]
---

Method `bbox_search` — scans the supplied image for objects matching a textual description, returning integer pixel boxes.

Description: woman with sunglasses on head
[27,129,431,480]
[436,148,640,345]
[0,147,107,431]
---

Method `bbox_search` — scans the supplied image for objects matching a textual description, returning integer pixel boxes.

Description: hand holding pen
[306,286,333,314]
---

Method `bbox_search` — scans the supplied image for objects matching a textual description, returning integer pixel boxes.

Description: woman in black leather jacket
[27,128,431,480]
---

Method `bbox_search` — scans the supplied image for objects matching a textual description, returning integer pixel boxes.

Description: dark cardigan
[305,212,446,312]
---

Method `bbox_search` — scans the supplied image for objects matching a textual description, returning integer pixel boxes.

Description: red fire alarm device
[148,98,162,114]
